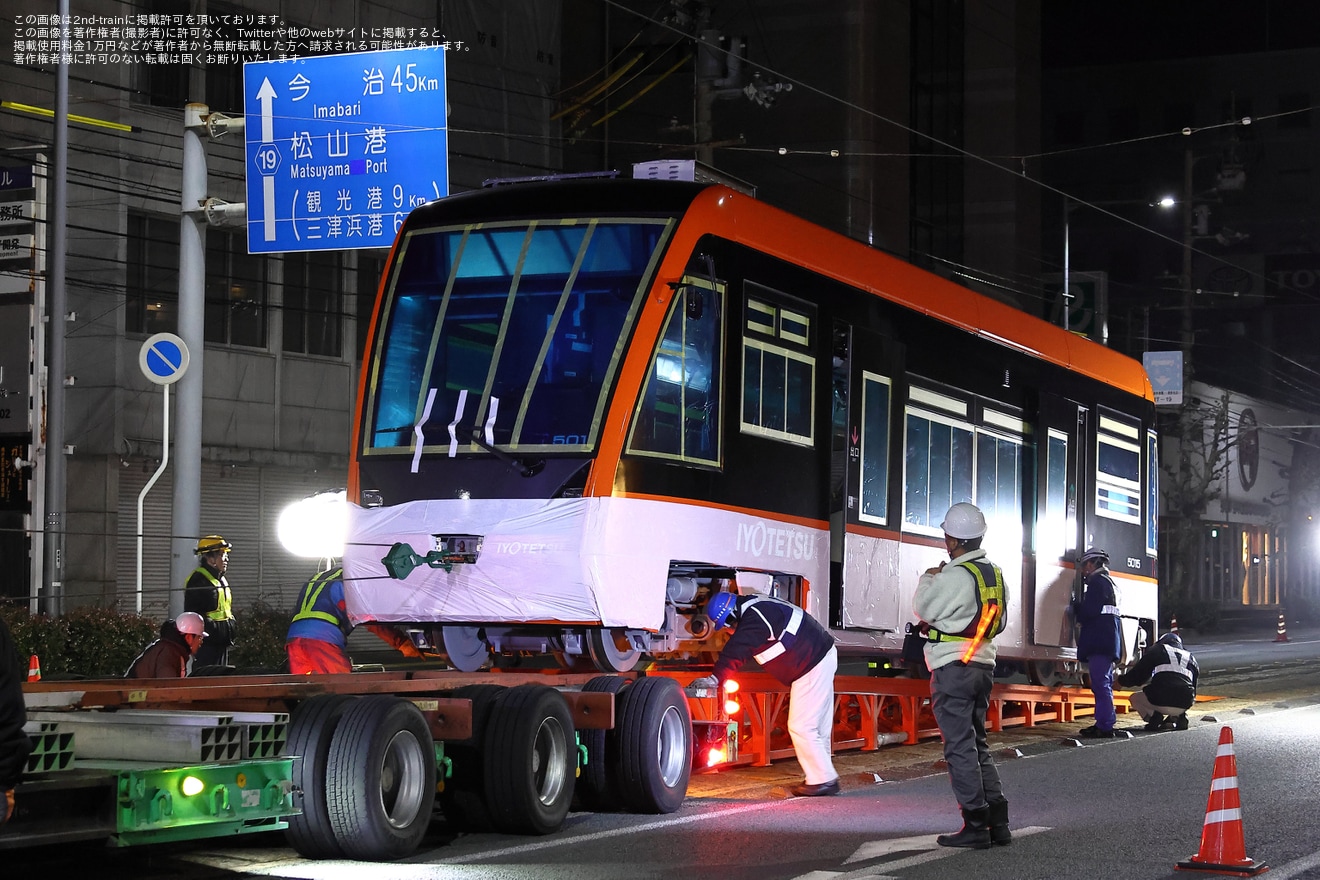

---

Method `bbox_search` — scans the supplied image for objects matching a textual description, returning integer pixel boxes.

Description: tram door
[1032,392,1089,648]
[828,322,903,632]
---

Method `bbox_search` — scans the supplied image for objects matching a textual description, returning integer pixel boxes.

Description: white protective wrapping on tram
[341,496,832,631]
[342,497,674,629]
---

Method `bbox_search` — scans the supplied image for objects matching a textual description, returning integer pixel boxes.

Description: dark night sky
[1042,1,1320,67]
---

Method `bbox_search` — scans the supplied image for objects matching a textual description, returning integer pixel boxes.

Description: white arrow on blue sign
[242,47,449,255]
[139,332,190,386]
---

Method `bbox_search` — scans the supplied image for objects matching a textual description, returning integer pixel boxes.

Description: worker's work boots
[987,798,1012,846]
[936,805,992,849]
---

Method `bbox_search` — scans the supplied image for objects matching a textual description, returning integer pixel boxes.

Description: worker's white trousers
[788,646,839,785]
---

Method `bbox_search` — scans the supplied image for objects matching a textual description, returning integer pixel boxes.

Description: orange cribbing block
[1174,726,1267,876]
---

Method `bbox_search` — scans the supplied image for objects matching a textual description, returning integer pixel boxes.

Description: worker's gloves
[689,675,718,689]
[3,788,14,825]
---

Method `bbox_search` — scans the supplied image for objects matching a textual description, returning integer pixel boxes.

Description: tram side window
[626,277,724,465]
[1096,414,1141,524]
[858,373,892,525]
[740,291,816,446]
[904,409,974,530]
[1146,429,1159,555]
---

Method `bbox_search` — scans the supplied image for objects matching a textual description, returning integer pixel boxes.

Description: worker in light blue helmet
[1117,631,1199,731]
[695,589,839,797]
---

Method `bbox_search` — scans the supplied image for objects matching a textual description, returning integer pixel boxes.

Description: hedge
[1,602,292,678]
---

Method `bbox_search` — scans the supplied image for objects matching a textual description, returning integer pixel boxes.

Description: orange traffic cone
[26,654,41,682]
[1175,726,1267,875]
[1170,615,1179,635]
[1274,613,1288,643]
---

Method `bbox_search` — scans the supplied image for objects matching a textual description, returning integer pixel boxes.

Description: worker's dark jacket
[0,615,33,789]
[1073,568,1122,661]
[713,595,835,687]
[1117,641,1199,710]
[125,622,192,679]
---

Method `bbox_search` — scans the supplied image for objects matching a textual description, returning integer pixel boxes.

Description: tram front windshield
[365,217,673,455]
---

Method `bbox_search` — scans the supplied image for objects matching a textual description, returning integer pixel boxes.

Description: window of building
[628,276,724,466]
[284,252,342,357]
[1096,413,1141,524]
[205,228,267,348]
[1278,92,1311,129]
[740,286,815,446]
[355,253,388,362]
[133,0,191,108]
[126,213,179,334]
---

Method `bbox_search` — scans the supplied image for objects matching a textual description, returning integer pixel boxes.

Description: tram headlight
[277,490,348,558]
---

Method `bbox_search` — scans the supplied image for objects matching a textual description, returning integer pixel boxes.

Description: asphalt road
[9,625,1320,879]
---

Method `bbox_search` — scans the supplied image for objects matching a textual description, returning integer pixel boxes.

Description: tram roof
[402,179,1155,404]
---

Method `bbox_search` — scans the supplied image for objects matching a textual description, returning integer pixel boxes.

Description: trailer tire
[483,684,576,834]
[613,676,691,814]
[285,694,354,859]
[587,627,641,673]
[574,675,630,811]
[1028,660,1065,688]
[437,684,507,832]
[325,695,437,861]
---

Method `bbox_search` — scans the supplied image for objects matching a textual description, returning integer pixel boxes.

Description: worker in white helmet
[912,501,1010,850]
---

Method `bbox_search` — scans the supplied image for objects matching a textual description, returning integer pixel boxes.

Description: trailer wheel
[326,695,437,861]
[437,684,507,832]
[483,684,576,834]
[285,694,354,859]
[613,676,691,813]
[441,625,490,672]
[587,627,641,673]
[574,675,630,811]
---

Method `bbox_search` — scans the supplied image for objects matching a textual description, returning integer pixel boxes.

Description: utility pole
[44,0,70,614]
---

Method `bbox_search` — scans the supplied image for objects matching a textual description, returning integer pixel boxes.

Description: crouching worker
[1116,631,1199,730]
[126,612,207,678]
[692,590,840,797]
[286,565,424,674]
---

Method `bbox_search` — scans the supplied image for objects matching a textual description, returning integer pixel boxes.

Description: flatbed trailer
[7,668,707,861]
[7,668,1118,860]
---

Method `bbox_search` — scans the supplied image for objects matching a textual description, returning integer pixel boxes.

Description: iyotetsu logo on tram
[736,520,818,560]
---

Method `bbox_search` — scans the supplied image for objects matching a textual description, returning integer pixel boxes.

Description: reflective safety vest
[1154,646,1195,681]
[930,558,1007,643]
[743,597,804,666]
[193,566,233,621]
[292,567,349,633]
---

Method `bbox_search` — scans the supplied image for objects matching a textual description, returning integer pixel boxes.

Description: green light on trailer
[180,775,205,797]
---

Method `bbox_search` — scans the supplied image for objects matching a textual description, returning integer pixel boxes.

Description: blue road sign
[242,47,449,255]
[139,332,190,385]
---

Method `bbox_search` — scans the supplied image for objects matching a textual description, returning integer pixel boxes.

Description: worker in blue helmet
[693,590,839,797]
[1117,631,1199,730]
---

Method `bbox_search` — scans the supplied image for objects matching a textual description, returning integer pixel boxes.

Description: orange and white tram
[343,176,1159,684]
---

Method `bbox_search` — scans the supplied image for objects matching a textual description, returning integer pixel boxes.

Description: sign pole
[137,383,169,613]
[138,333,189,615]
